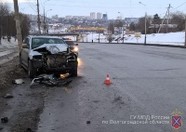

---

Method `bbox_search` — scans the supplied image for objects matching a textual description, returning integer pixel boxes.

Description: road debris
[112,96,125,104]
[30,73,72,88]
[64,87,73,94]
[93,100,100,103]
[3,93,14,99]
[25,128,33,132]
[86,121,91,124]
[113,96,122,103]
[1,117,8,123]
[12,79,24,85]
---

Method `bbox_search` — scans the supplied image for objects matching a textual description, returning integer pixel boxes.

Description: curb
[79,42,186,49]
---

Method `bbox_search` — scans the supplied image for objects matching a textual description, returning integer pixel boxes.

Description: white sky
[4,0,186,19]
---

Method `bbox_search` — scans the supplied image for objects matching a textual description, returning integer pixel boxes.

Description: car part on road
[25,128,33,132]
[1,117,8,123]
[60,73,70,79]
[0,127,3,130]
[86,121,91,124]
[12,79,24,85]
[30,73,72,88]
[3,93,14,99]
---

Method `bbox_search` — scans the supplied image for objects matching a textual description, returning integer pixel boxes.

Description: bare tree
[135,16,151,34]
[0,2,10,43]
[152,14,161,33]
[170,12,186,31]
[108,23,114,34]
[20,14,30,40]
[0,3,10,15]
[129,22,136,31]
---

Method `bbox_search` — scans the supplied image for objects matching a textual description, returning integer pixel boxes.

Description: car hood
[33,44,68,54]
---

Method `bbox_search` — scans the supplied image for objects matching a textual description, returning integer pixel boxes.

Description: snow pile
[83,31,185,46]
[134,32,184,45]
[0,38,18,49]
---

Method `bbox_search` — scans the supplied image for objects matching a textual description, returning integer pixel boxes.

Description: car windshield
[32,37,65,49]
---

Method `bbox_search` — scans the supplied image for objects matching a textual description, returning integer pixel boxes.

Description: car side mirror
[22,44,28,49]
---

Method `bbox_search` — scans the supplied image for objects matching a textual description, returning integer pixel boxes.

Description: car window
[31,37,66,49]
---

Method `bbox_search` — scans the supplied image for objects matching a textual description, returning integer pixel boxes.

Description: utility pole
[37,0,41,34]
[144,12,147,45]
[185,19,186,47]
[43,8,46,34]
[122,26,125,43]
[0,15,2,44]
[166,4,171,33]
[13,0,22,53]
[98,31,100,43]
[139,2,147,45]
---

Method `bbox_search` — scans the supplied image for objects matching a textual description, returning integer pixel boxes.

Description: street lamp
[0,15,2,45]
[45,9,52,34]
[185,18,186,47]
[117,12,125,43]
[117,12,122,20]
[139,1,147,45]
[92,31,93,43]
[42,0,51,34]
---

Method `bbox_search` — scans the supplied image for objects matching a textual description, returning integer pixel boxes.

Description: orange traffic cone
[104,74,112,85]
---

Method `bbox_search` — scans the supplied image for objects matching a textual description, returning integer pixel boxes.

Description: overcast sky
[5,0,186,19]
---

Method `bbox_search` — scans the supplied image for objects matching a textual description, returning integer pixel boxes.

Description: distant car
[63,38,79,56]
[20,35,78,78]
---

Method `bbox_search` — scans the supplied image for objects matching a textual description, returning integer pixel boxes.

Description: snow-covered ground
[0,32,185,50]
[82,32,185,46]
[0,38,17,49]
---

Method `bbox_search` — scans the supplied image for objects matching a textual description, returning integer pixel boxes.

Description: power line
[174,2,186,9]
[26,2,37,12]
[37,0,41,34]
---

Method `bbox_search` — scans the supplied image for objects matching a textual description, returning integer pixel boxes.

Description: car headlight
[72,46,78,52]
[49,46,60,54]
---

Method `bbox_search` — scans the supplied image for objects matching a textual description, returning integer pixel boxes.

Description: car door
[21,37,30,67]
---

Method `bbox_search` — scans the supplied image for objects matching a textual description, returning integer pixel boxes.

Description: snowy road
[37,43,186,132]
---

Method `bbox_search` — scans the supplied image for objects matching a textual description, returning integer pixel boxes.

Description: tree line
[108,12,186,35]
[0,2,30,42]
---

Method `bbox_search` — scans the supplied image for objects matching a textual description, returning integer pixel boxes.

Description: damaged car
[19,35,78,78]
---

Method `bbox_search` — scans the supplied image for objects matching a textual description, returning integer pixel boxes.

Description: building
[97,12,102,20]
[124,18,139,24]
[102,14,108,21]
[90,12,96,19]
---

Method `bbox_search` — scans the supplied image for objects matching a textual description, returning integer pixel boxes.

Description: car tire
[69,61,78,77]
[28,60,36,78]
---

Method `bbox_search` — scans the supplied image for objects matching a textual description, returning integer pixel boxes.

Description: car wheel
[69,61,78,77]
[28,60,36,78]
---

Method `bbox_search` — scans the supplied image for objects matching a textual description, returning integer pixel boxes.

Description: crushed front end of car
[30,44,78,77]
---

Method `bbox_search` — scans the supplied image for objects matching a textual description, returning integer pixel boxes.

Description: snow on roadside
[0,31,184,49]
[133,32,185,45]
[83,31,185,46]
[0,38,18,49]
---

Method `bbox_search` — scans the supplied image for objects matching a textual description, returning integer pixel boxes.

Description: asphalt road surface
[37,43,186,132]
